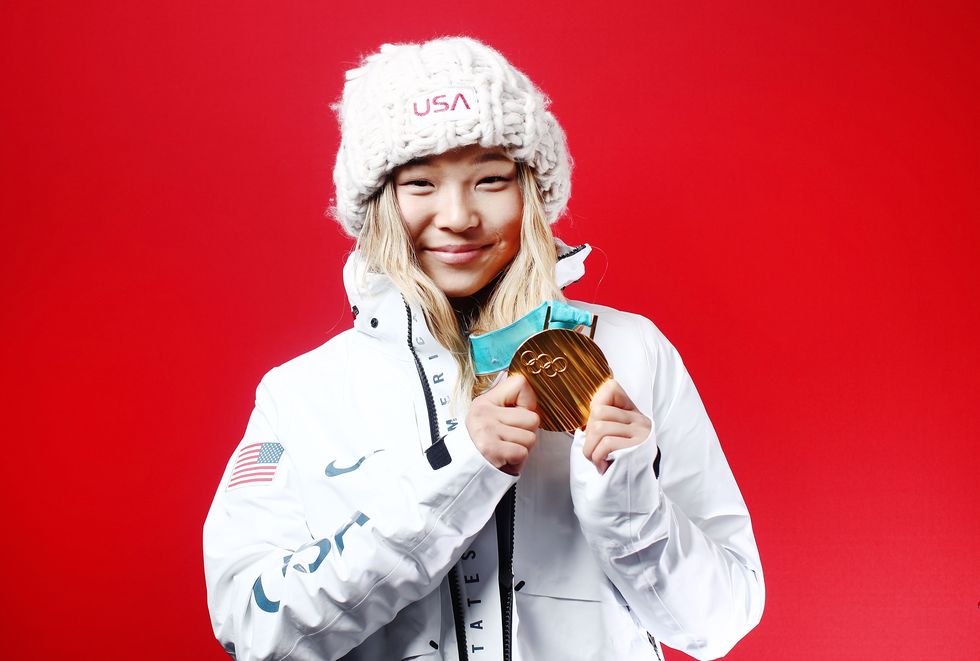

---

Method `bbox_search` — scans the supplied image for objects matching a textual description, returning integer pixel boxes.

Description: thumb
[514,375,538,412]
[491,373,534,408]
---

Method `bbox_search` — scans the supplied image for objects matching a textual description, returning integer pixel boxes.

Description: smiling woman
[204,36,764,661]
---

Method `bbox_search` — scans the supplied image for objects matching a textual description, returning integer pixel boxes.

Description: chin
[430,274,493,299]
[427,265,507,300]
[438,283,482,298]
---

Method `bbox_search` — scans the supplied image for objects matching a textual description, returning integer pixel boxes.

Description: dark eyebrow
[400,156,433,169]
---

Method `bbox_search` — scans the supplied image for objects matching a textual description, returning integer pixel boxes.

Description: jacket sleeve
[203,372,516,661]
[569,316,765,660]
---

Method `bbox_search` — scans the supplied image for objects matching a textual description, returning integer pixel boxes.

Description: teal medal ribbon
[469,300,595,375]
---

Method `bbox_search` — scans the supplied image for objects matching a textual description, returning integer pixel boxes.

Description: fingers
[497,406,540,433]
[484,439,533,477]
[497,441,530,467]
[498,425,538,448]
[466,373,541,475]
[583,420,633,475]
[588,436,630,475]
[582,379,653,474]
[591,379,637,412]
[582,420,633,460]
[588,404,634,425]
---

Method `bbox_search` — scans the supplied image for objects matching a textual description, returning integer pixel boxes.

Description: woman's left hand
[582,379,653,475]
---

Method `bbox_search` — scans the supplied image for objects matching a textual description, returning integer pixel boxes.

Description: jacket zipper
[448,566,469,661]
[495,485,517,661]
[403,300,441,448]
[404,300,469,659]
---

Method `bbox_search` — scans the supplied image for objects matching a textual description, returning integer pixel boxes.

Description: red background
[2,1,978,659]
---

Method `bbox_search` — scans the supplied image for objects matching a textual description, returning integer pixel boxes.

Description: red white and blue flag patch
[228,442,284,489]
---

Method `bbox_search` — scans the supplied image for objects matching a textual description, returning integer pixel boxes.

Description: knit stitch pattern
[332,37,572,236]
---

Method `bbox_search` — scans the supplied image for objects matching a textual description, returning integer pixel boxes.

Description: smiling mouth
[426,244,489,265]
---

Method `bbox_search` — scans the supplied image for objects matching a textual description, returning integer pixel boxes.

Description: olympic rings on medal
[520,350,568,378]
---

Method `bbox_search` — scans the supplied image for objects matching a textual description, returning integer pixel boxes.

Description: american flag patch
[228,442,284,489]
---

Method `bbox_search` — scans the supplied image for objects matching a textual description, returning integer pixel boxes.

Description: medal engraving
[509,328,612,432]
[520,351,568,378]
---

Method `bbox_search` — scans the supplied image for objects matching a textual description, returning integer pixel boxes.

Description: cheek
[489,192,524,241]
[395,196,425,243]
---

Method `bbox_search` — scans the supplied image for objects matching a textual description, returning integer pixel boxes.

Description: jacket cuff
[435,425,518,518]
[374,425,516,554]
[569,428,663,544]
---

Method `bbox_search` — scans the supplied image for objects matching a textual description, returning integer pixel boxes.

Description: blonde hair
[357,162,563,401]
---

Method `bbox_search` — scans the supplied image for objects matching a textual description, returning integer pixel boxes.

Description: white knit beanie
[331,37,572,236]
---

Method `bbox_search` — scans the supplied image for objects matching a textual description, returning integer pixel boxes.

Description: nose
[434,186,479,232]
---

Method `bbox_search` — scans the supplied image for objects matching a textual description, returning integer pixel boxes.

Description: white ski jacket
[204,244,764,661]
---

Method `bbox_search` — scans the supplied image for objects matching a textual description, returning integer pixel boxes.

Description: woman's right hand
[466,374,540,475]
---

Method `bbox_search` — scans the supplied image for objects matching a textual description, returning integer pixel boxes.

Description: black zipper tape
[495,485,517,661]
[448,566,469,661]
[405,298,466,657]
[403,299,451,469]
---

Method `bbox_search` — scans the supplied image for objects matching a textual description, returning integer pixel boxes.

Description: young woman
[204,37,764,661]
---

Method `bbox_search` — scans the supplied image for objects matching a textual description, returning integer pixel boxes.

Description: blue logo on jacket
[324,449,383,477]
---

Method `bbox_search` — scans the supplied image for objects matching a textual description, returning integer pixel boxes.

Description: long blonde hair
[357,162,563,400]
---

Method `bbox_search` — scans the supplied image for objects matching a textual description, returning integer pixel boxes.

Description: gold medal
[508,319,611,432]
